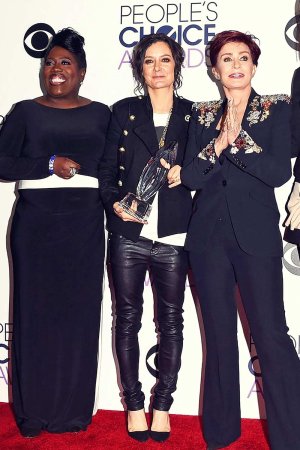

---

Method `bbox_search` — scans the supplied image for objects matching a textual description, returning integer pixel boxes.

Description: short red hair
[209,30,261,67]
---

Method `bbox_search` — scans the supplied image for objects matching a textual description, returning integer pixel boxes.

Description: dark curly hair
[44,28,86,69]
[209,30,261,67]
[131,33,185,94]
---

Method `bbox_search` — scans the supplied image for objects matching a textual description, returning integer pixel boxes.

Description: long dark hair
[131,33,185,94]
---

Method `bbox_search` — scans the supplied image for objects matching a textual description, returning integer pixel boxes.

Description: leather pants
[108,233,188,411]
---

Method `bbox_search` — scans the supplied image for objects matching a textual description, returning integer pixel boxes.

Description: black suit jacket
[181,89,291,257]
[99,95,193,241]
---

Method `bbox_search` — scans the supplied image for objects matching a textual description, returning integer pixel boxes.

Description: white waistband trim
[18,174,99,189]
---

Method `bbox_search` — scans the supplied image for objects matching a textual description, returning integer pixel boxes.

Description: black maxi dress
[0,100,110,435]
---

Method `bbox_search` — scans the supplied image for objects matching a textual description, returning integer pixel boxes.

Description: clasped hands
[215,96,241,156]
[161,97,242,188]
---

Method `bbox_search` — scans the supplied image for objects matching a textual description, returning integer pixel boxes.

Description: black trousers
[189,217,300,450]
[109,233,188,411]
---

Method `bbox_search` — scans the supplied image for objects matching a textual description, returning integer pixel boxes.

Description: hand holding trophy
[119,141,178,223]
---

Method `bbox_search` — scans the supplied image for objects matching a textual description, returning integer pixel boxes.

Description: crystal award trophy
[119,141,178,223]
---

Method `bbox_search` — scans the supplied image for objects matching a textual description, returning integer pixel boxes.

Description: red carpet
[0,403,269,449]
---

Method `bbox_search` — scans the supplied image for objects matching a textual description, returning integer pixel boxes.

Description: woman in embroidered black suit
[99,34,192,442]
[166,31,300,450]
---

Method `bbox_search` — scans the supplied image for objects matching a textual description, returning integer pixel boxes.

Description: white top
[18,174,99,189]
[152,112,169,126]
[139,112,186,247]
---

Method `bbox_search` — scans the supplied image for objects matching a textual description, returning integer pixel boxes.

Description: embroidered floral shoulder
[192,100,222,128]
[247,94,290,126]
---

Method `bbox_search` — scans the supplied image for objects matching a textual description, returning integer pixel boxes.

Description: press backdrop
[0,0,300,419]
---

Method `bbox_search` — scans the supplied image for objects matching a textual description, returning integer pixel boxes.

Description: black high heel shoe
[128,430,149,442]
[127,410,149,442]
[149,430,170,442]
[150,409,170,442]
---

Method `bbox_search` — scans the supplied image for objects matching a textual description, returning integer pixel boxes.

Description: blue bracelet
[49,155,56,175]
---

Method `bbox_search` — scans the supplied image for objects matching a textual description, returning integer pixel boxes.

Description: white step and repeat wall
[0,0,300,419]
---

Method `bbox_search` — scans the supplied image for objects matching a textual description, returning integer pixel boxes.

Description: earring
[80,80,83,85]
[215,74,220,80]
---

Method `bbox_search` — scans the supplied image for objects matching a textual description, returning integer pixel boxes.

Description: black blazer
[99,95,193,241]
[181,89,291,257]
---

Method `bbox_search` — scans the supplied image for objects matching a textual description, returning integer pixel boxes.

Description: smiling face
[43,46,85,102]
[142,41,175,93]
[212,41,256,91]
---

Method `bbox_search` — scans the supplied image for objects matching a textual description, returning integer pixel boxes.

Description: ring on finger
[69,167,77,177]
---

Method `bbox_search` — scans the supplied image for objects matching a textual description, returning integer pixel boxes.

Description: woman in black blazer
[166,31,300,450]
[100,33,192,442]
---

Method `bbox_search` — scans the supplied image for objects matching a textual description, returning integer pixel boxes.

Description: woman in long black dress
[0,28,110,436]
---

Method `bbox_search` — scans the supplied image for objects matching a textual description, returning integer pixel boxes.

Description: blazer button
[123,129,128,136]
[119,147,125,152]
[222,180,227,186]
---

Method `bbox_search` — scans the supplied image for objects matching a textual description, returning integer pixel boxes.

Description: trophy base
[119,193,152,223]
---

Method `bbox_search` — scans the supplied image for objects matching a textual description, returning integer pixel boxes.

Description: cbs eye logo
[23,23,55,58]
[146,344,159,378]
[0,344,9,364]
[283,243,300,276]
[248,355,262,378]
[155,25,177,40]
[285,15,300,51]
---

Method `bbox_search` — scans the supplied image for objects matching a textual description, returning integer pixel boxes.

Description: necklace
[158,107,173,149]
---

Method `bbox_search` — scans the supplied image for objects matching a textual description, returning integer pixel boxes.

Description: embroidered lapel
[245,89,290,127]
[193,99,223,128]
